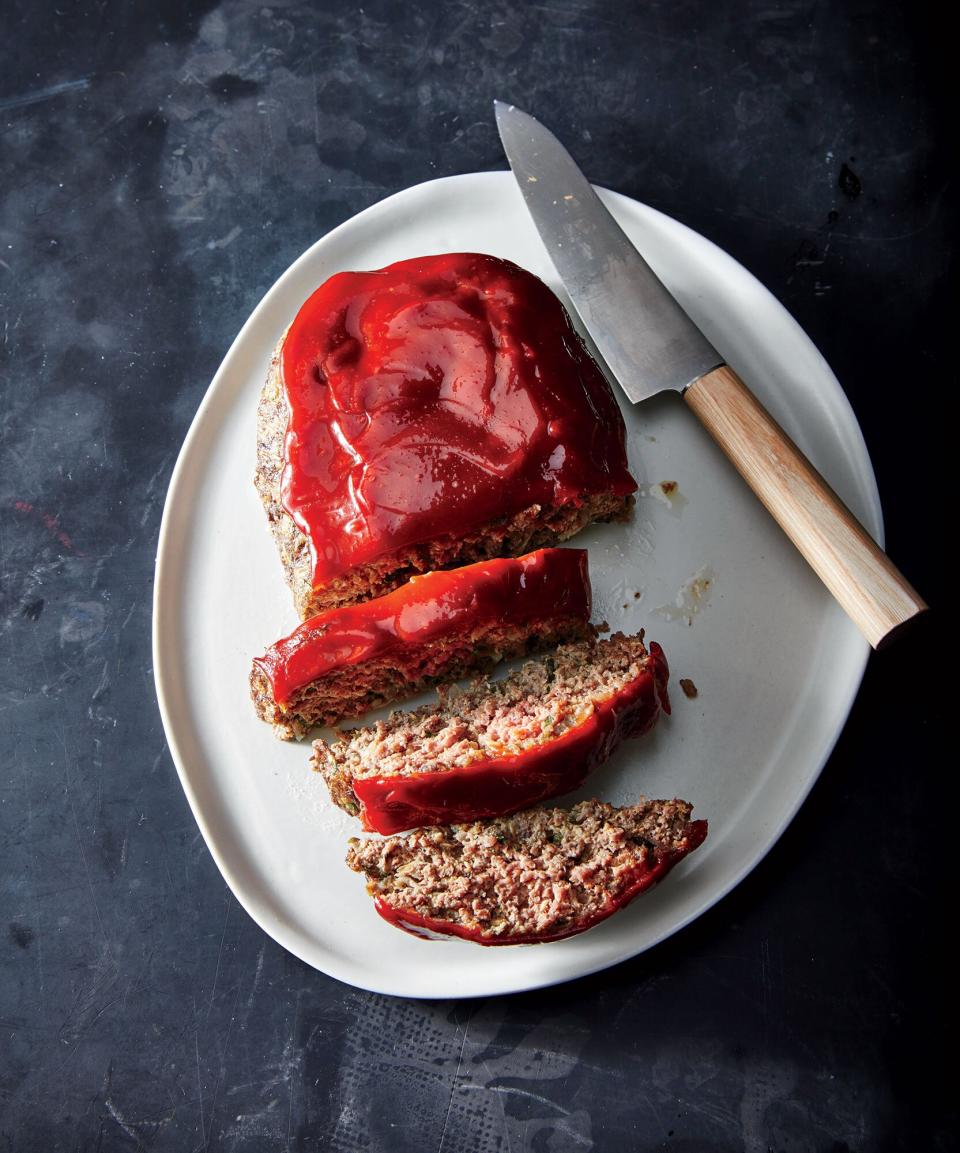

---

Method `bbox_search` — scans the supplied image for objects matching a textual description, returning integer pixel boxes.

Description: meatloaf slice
[346,798,707,945]
[256,253,637,620]
[250,548,594,740]
[313,632,670,834]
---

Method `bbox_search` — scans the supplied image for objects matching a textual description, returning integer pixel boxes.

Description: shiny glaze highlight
[279,253,636,584]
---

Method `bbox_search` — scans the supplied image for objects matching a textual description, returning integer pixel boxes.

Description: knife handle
[684,364,927,648]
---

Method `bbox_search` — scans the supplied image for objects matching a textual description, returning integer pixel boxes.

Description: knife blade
[495,100,927,648]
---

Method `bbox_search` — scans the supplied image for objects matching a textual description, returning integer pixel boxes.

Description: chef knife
[495,101,926,649]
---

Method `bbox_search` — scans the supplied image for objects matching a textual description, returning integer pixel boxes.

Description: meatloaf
[314,631,670,834]
[250,548,594,740]
[255,252,636,619]
[346,798,707,945]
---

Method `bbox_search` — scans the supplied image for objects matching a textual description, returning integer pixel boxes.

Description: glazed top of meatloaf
[252,547,592,705]
[278,252,636,586]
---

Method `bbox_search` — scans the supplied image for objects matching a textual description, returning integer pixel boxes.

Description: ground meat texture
[345,798,707,945]
[313,632,670,834]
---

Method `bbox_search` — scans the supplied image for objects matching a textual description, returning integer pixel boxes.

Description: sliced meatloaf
[313,632,670,834]
[255,253,636,619]
[250,548,594,740]
[346,798,707,945]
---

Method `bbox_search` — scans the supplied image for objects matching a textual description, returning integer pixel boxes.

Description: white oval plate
[153,172,880,998]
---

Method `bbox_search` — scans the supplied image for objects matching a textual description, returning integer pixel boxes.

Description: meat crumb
[679,678,698,699]
[346,797,703,942]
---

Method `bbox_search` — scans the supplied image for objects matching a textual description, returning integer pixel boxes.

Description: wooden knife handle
[684,364,927,649]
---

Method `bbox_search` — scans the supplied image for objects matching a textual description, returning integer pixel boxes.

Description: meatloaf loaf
[314,631,670,834]
[346,798,707,945]
[256,252,636,619]
[250,548,594,740]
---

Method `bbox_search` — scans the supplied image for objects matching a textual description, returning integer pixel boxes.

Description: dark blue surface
[0,2,948,1150]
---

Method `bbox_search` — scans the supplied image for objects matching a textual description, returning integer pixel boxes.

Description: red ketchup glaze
[372,819,709,945]
[252,548,591,706]
[280,253,636,585]
[353,642,671,835]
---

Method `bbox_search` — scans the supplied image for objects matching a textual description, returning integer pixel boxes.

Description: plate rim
[153,171,881,997]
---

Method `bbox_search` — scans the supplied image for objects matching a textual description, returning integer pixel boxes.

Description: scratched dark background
[0,1,949,1149]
